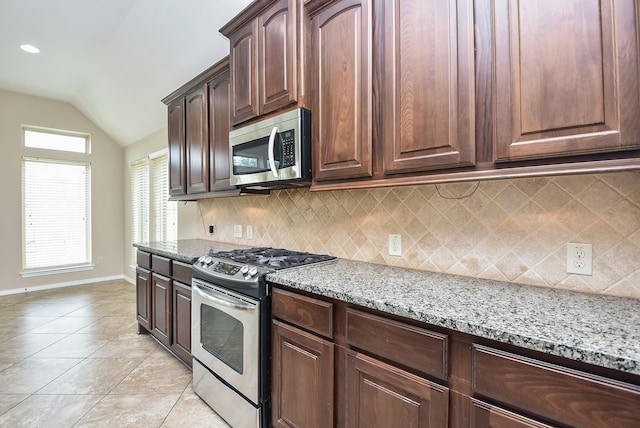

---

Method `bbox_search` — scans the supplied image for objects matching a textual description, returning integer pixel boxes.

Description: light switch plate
[233,224,242,239]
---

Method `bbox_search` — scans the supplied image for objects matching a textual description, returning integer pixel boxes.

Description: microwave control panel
[280,129,295,168]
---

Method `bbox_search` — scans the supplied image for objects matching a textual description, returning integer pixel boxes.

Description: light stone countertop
[133,240,640,375]
[267,258,640,376]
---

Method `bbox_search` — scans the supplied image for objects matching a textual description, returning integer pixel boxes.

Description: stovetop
[208,247,335,269]
[192,247,335,299]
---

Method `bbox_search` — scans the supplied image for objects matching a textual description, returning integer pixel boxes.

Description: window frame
[22,125,91,154]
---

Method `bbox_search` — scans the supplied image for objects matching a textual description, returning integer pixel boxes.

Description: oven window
[201,304,244,374]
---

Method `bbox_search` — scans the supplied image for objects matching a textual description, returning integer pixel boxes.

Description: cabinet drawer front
[472,345,640,428]
[470,399,552,428]
[151,255,172,277]
[137,250,151,269]
[172,261,192,284]
[346,309,448,380]
[272,288,333,338]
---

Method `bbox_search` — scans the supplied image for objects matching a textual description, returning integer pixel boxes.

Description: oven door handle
[194,283,256,312]
[268,126,279,178]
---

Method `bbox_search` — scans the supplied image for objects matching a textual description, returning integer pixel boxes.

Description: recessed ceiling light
[20,44,40,54]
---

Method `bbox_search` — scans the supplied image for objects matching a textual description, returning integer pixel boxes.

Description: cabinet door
[185,84,209,194]
[470,399,553,428]
[380,0,475,174]
[346,350,448,427]
[151,273,172,347]
[167,98,186,195]
[208,69,234,191]
[312,0,373,181]
[493,0,640,162]
[135,267,152,332]
[171,281,192,366]
[230,19,259,125]
[272,320,334,428]
[259,0,297,115]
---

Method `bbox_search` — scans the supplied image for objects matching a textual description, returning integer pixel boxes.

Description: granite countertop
[267,259,640,376]
[133,240,640,376]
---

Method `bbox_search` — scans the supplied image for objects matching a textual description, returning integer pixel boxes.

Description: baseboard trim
[0,274,128,296]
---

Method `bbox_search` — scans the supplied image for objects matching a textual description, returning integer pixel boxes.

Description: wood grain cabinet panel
[380,0,475,174]
[311,0,373,181]
[229,20,259,124]
[151,273,172,347]
[272,320,334,428]
[272,287,333,338]
[346,308,448,380]
[185,84,209,194]
[493,0,640,162]
[470,399,553,428]
[346,350,449,427]
[167,98,186,196]
[135,267,152,332]
[207,65,234,191]
[472,345,640,427]
[171,281,192,366]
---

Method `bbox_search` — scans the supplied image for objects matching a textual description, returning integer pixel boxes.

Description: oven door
[192,278,260,404]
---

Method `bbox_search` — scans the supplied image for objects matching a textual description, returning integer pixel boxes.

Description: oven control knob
[248,266,258,277]
[198,256,206,264]
[204,257,213,266]
[240,265,249,275]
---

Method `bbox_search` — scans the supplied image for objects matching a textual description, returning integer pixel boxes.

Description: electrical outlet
[246,225,253,240]
[567,243,592,275]
[388,234,402,256]
[233,224,242,239]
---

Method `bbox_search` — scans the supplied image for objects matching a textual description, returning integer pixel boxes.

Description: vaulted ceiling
[0,0,252,146]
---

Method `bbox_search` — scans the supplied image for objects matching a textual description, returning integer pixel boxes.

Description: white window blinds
[22,157,91,271]
[131,152,177,263]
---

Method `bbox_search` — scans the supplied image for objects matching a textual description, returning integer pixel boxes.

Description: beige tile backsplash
[197,171,640,299]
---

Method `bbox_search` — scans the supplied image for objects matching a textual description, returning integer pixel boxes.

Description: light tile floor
[0,280,230,427]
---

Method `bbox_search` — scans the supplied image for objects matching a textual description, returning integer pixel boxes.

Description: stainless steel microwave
[229,108,311,189]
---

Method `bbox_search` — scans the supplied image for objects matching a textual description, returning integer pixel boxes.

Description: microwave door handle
[268,126,279,178]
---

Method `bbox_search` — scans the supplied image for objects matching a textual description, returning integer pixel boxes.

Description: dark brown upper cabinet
[493,0,640,162]
[380,0,475,175]
[221,0,308,126]
[167,98,186,196]
[185,84,209,194]
[163,57,236,198]
[308,0,373,181]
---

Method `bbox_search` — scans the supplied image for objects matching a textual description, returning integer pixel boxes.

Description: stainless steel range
[191,248,335,428]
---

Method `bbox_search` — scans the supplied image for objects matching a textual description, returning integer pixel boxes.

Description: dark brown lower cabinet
[469,399,552,428]
[151,273,172,348]
[346,350,449,427]
[135,267,151,332]
[171,281,192,366]
[272,320,334,428]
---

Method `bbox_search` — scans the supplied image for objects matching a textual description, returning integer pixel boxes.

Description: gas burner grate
[208,247,335,269]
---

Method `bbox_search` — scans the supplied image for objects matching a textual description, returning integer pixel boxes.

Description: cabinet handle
[268,126,279,177]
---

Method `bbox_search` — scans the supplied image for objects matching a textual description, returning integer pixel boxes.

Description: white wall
[0,89,124,293]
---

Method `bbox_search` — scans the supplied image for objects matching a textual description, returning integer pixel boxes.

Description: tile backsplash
[197,171,640,299]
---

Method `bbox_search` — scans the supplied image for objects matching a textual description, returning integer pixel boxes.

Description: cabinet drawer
[346,308,448,380]
[137,250,151,269]
[151,255,172,277]
[272,288,333,339]
[470,399,552,428]
[472,345,640,428]
[172,260,192,285]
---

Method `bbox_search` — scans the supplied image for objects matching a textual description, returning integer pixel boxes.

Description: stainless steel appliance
[229,108,311,189]
[191,247,335,428]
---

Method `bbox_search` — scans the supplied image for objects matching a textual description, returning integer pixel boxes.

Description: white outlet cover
[567,243,592,275]
[233,224,242,238]
[388,234,402,257]
[246,225,253,240]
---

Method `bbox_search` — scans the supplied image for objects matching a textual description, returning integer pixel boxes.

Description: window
[23,126,90,153]
[22,158,91,274]
[131,151,177,264]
